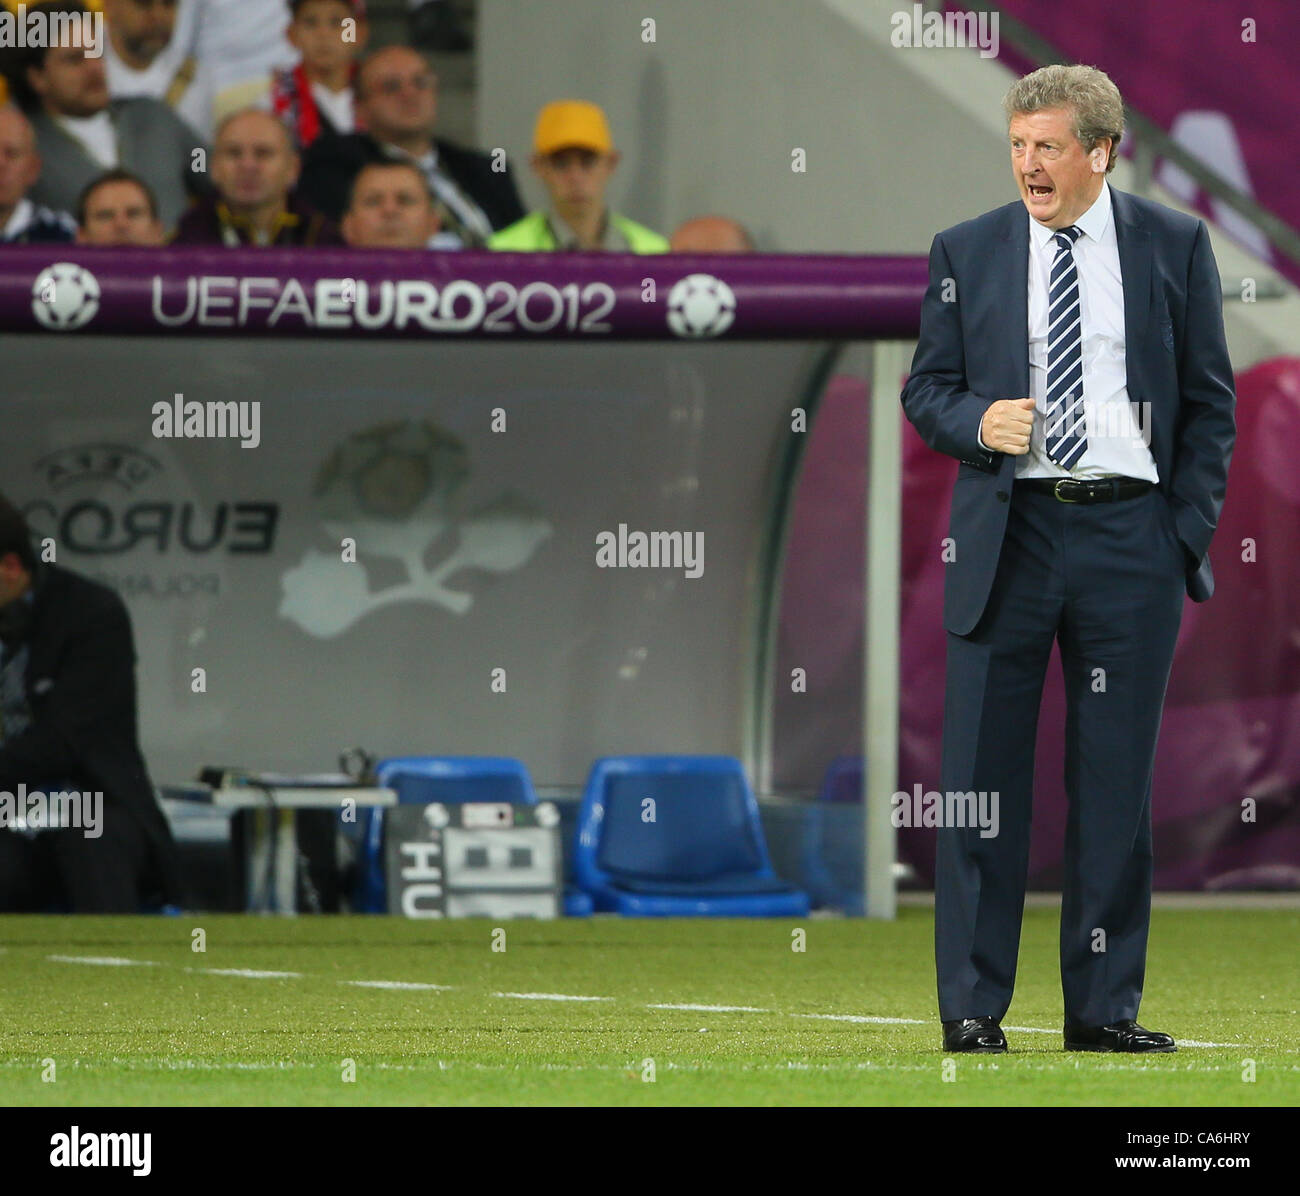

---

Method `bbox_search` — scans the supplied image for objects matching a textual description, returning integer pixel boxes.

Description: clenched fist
[981,397,1037,455]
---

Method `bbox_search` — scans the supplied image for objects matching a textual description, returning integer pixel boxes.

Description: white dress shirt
[55,111,118,169]
[311,82,355,136]
[1019,182,1157,480]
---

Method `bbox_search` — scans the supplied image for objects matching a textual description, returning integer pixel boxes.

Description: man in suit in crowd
[0,495,183,913]
[298,44,523,244]
[901,65,1235,1054]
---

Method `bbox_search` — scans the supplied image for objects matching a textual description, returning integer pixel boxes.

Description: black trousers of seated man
[935,482,1185,1027]
[0,804,150,913]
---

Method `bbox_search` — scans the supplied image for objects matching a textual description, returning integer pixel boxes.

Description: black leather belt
[1017,476,1153,503]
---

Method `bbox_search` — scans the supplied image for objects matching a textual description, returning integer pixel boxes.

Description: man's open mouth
[1028,184,1054,198]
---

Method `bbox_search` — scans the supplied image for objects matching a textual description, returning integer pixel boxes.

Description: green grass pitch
[1,907,1296,1106]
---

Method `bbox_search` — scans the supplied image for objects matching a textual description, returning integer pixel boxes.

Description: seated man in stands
[0,494,183,913]
[16,0,203,231]
[173,107,338,245]
[298,44,523,243]
[102,0,216,141]
[0,104,76,243]
[76,167,166,245]
[489,101,669,253]
[272,0,367,151]
[341,159,460,249]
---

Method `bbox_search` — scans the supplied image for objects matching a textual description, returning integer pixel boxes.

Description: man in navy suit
[901,65,1235,1054]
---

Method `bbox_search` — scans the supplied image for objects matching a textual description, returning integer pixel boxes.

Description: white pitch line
[793,1012,928,1025]
[35,953,1249,1049]
[492,991,612,1002]
[648,1003,771,1013]
[47,955,159,967]
[199,968,302,979]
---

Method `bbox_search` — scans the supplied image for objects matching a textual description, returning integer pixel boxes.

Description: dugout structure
[0,245,926,917]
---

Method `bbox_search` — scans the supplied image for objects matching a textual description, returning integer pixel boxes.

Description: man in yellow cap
[489,99,668,253]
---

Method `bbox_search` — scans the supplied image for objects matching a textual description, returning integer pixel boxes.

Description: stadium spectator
[271,0,367,152]
[16,1,203,230]
[298,45,523,244]
[76,167,164,244]
[184,0,297,123]
[173,107,337,246]
[0,105,76,243]
[341,159,459,249]
[0,493,184,914]
[489,101,668,253]
[102,0,216,142]
[670,215,756,253]
[406,0,471,53]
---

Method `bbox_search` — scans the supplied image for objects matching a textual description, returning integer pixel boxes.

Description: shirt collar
[1029,179,1111,247]
[2,197,34,240]
[382,141,438,171]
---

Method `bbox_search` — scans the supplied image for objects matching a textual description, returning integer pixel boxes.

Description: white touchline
[492,992,613,1001]
[46,955,160,966]
[199,968,302,979]
[647,1003,770,1012]
[35,955,1247,1048]
[793,1012,928,1025]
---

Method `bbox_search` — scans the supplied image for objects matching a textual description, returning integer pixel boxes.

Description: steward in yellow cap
[489,99,668,253]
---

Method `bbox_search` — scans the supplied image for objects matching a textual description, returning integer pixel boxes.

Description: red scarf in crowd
[271,62,360,150]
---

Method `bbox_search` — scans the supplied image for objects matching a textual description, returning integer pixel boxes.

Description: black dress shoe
[942,1016,1007,1053]
[1064,1019,1176,1052]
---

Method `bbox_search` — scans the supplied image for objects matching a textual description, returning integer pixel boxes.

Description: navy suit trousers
[935,480,1185,1025]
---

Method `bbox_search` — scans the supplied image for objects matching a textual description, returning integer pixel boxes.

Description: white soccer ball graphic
[32,262,101,331]
[666,273,736,338]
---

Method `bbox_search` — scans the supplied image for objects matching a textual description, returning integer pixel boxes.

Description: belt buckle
[1053,478,1080,503]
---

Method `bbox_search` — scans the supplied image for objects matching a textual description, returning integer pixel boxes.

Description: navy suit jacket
[901,187,1236,636]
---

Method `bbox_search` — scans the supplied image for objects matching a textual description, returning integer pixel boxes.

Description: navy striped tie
[1045,224,1087,469]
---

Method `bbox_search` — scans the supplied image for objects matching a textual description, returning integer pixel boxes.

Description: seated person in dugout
[0,494,182,913]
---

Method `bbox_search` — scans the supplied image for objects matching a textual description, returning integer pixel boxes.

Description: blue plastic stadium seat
[351,756,587,916]
[574,755,809,917]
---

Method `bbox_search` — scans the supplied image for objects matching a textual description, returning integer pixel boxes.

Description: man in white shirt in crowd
[101,0,216,142]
